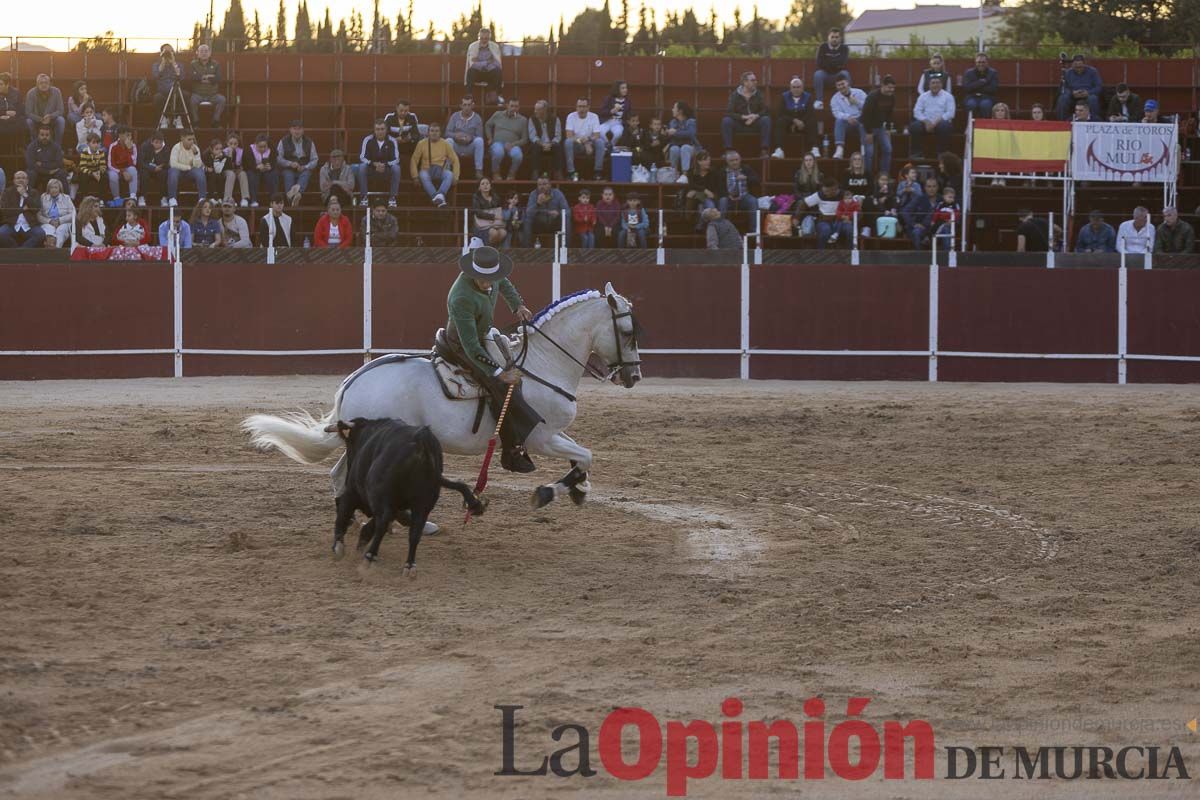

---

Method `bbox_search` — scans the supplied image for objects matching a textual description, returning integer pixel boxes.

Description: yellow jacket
[409,137,459,181]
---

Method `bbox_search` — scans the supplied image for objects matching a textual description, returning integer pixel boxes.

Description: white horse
[242,282,643,514]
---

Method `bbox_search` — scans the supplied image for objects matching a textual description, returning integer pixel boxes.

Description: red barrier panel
[1127,269,1200,383]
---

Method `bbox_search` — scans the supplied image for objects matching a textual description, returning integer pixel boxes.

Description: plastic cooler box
[610,151,632,182]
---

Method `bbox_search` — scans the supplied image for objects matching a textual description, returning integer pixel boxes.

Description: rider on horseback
[443,245,541,473]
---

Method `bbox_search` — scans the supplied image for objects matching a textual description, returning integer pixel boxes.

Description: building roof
[846,4,1006,33]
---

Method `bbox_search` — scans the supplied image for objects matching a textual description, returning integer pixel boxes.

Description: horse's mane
[531,289,603,325]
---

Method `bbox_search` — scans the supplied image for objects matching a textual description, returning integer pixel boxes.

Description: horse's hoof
[532,485,555,508]
[422,521,440,536]
[332,541,345,560]
[403,563,418,579]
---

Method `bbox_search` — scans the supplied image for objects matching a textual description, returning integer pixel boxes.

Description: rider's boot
[497,387,540,473]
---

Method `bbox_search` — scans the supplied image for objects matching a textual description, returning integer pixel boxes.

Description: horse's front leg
[527,432,593,509]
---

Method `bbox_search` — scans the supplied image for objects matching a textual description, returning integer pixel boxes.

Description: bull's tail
[241,409,341,464]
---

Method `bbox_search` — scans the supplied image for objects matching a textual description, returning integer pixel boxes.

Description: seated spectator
[0,171,44,248]
[25,74,65,144]
[112,200,150,246]
[1072,99,1095,122]
[190,198,223,247]
[523,175,569,246]
[246,133,277,206]
[895,164,921,210]
[800,176,842,246]
[564,97,605,180]
[937,152,964,199]
[99,108,118,148]
[962,54,998,120]
[0,73,25,146]
[644,117,668,170]
[620,192,649,249]
[26,123,67,191]
[75,132,107,200]
[916,52,950,95]
[1154,206,1194,253]
[464,28,503,102]
[313,195,351,248]
[218,199,251,248]
[902,177,941,249]
[152,45,187,129]
[157,212,193,253]
[1016,208,1050,253]
[930,185,959,247]
[616,114,649,165]
[1108,83,1143,123]
[793,151,822,196]
[830,77,867,160]
[716,150,760,217]
[828,189,861,247]
[665,101,698,176]
[138,129,170,206]
[276,121,318,206]
[485,98,528,181]
[774,77,816,159]
[75,104,102,152]
[572,188,596,249]
[258,193,293,247]
[862,76,896,177]
[595,186,621,248]
[60,195,106,247]
[1075,210,1116,253]
[703,207,741,249]
[384,99,422,177]
[683,150,720,227]
[107,127,139,206]
[202,138,231,202]
[502,190,523,248]
[598,81,632,144]
[844,151,871,199]
[66,80,91,128]
[1141,99,1169,124]
[223,132,250,206]
[167,129,205,207]
[721,71,771,157]
[865,171,899,235]
[368,198,400,246]
[1056,54,1101,121]
[189,44,226,125]
[813,27,851,110]
[446,95,485,176]
[527,100,562,180]
[37,178,74,242]
[409,122,458,207]
[991,102,1010,119]
[908,77,955,159]
[1030,103,1046,121]
[357,120,401,206]
[471,176,506,246]
[317,148,354,208]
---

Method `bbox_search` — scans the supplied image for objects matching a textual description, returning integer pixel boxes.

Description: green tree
[786,0,852,41]
[74,31,122,53]
[294,1,314,51]
[560,4,620,55]
[216,0,248,52]
[275,0,289,49]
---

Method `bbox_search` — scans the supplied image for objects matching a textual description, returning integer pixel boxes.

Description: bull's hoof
[569,487,588,506]
[332,540,346,560]
[532,485,556,508]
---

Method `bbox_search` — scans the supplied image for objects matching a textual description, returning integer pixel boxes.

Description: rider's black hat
[458,245,514,281]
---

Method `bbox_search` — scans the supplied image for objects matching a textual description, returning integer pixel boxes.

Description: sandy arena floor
[0,376,1198,799]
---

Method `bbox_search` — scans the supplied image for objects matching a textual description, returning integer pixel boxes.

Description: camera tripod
[158,83,193,131]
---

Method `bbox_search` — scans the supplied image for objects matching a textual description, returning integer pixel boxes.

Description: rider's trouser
[445,341,543,450]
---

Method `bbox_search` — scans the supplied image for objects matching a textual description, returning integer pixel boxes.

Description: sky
[3,1,978,50]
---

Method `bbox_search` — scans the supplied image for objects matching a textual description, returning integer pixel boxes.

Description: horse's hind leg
[528,433,593,509]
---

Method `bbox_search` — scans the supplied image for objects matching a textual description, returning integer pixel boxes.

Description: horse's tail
[241,409,341,465]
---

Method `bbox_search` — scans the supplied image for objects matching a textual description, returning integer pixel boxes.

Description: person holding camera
[152,44,188,129]
[1056,54,1101,122]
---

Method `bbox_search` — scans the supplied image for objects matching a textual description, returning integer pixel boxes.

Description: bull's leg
[528,433,593,509]
[356,518,376,552]
[403,508,430,578]
[363,508,394,564]
[441,477,487,517]
[332,493,356,560]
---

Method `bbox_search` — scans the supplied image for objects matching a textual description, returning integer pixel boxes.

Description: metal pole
[740,236,751,380]
[551,239,561,301]
[1047,211,1055,268]
[173,251,183,378]
[851,210,860,265]
[1117,266,1127,385]
[656,208,665,265]
[977,0,984,52]
[948,211,957,268]
[462,208,469,253]
[928,260,939,382]
[362,240,373,363]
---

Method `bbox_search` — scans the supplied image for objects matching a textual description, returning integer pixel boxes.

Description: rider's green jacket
[446,273,524,375]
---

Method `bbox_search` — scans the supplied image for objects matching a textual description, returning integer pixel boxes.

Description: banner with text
[1071,122,1177,182]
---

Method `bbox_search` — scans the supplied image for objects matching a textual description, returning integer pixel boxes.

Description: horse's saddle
[430,327,521,402]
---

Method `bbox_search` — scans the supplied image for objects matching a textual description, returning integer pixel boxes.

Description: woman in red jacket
[314,195,353,248]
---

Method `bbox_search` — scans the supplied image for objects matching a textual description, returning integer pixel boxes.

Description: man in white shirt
[564,97,605,180]
[907,76,956,159]
[829,77,866,160]
[1116,206,1155,254]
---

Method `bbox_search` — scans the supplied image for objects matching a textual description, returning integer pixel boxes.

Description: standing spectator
[527,100,562,180]
[313,195,352,248]
[1056,54,1102,121]
[246,132,277,207]
[112,199,150,246]
[471,177,507,247]
[0,171,44,248]
[773,77,816,159]
[258,193,293,248]
[26,124,67,191]
[829,77,867,160]
[24,75,65,145]
[1107,83,1143,123]
[276,121,318,207]
[684,150,720,226]
[917,53,952,95]
[190,198,223,247]
[1154,206,1195,253]
[564,97,605,181]
[1015,208,1050,253]
[595,186,621,248]
[598,81,632,144]
[223,132,250,206]
[703,208,741,249]
[384,99,422,177]
[522,175,569,246]
[409,122,458,207]
[619,192,649,249]
[961,53,998,119]
[202,138,231,202]
[665,101,698,176]
[908,77,955,159]
[485,98,528,181]
[0,73,25,146]
[37,178,74,242]
[1075,210,1116,253]
[720,71,770,157]
[572,188,596,249]
[61,195,106,247]
[367,198,400,246]
[357,120,401,206]
[902,177,941,249]
[446,96,485,177]
[715,150,760,217]
[320,148,355,209]
[139,130,171,207]
[218,199,251,248]
[157,212,193,253]
[167,129,206,207]
[75,132,107,199]
[66,81,92,129]
[152,45,187,129]
[106,127,139,205]
[862,75,896,177]
[189,44,225,126]
[75,104,102,152]
[813,27,851,111]
[464,28,503,102]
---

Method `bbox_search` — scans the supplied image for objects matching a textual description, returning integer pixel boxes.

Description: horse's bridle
[514,301,642,402]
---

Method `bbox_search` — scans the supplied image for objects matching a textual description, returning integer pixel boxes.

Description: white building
[844,4,1009,52]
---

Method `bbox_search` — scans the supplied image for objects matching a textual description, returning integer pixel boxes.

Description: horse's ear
[604,281,616,297]
[607,292,619,309]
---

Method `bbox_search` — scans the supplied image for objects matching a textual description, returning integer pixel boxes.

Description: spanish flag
[972,119,1072,173]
